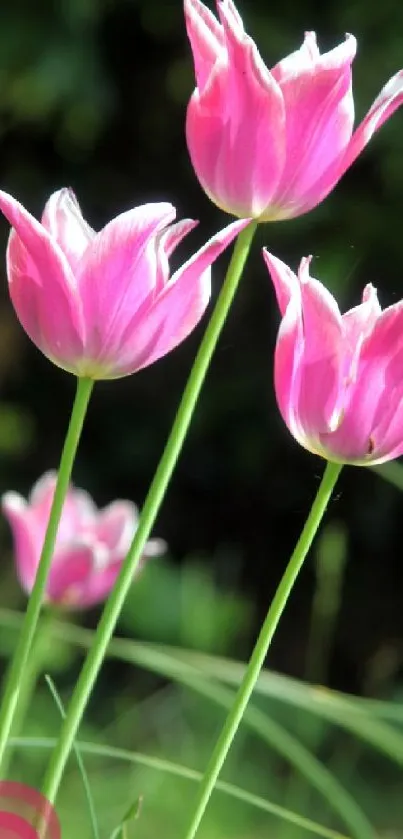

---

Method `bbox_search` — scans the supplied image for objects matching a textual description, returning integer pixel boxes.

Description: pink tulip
[185,0,403,221]
[0,188,248,378]
[264,250,403,465]
[2,472,165,607]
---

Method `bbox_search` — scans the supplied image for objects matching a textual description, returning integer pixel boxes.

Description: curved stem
[0,376,94,773]
[42,221,258,803]
[181,460,343,839]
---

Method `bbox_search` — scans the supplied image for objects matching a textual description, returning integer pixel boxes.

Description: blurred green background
[0,0,402,836]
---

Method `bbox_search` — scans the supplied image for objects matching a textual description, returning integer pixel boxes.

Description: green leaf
[45,675,100,839]
[10,735,350,839]
[109,796,143,839]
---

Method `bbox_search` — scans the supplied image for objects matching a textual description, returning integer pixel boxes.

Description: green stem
[41,221,258,803]
[0,376,93,774]
[181,460,343,839]
[0,610,55,779]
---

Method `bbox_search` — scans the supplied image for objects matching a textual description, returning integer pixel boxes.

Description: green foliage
[1,518,403,837]
[119,557,252,653]
[0,0,402,835]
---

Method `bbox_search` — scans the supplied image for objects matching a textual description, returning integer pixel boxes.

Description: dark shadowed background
[0,0,402,750]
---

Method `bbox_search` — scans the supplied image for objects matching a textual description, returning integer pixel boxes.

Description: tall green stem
[181,459,343,839]
[0,376,94,773]
[42,222,257,803]
[0,610,55,780]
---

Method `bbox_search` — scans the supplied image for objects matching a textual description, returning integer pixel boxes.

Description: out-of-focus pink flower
[0,188,248,378]
[2,472,165,607]
[185,0,403,221]
[264,250,403,466]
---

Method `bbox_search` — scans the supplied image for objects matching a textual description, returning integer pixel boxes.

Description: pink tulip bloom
[0,188,248,378]
[185,0,403,220]
[2,472,165,607]
[264,250,403,466]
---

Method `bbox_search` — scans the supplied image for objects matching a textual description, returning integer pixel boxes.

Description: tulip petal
[359,301,403,457]
[263,250,302,431]
[297,69,403,215]
[263,248,299,316]
[112,218,249,374]
[371,394,403,463]
[274,289,305,445]
[265,252,344,447]
[78,203,176,372]
[41,189,95,274]
[273,35,356,214]
[0,190,76,292]
[46,544,96,605]
[185,0,225,90]
[159,219,199,260]
[318,371,385,463]
[342,284,381,344]
[343,69,403,172]
[96,501,138,554]
[271,31,321,82]
[26,471,96,548]
[2,492,38,592]
[3,471,164,607]
[77,560,123,608]
[294,261,344,437]
[267,246,403,464]
[0,189,86,366]
[0,183,242,379]
[318,300,403,463]
[154,219,199,293]
[341,284,381,381]
[186,0,285,218]
[29,471,57,507]
[185,0,403,221]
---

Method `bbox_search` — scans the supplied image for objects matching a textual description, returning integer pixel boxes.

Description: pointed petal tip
[214,216,251,242]
[1,491,26,515]
[262,248,288,273]
[29,470,58,504]
[362,282,378,302]
[382,68,403,96]
[343,32,356,47]
[262,249,300,315]
[298,255,314,282]
[302,31,318,51]
[262,247,275,267]
[262,248,303,275]
[217,0,245,38]
[0,190,25,224]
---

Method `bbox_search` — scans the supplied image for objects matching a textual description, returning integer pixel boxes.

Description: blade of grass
[109,797,143,839]
[45,675,100,839]
[9,735,350,839]
[78,634,403,767]
[41,622,373,837]
[154,645,403,758]
[44,633,371,835]
[0,610,402,750]
[171,677,374,839]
